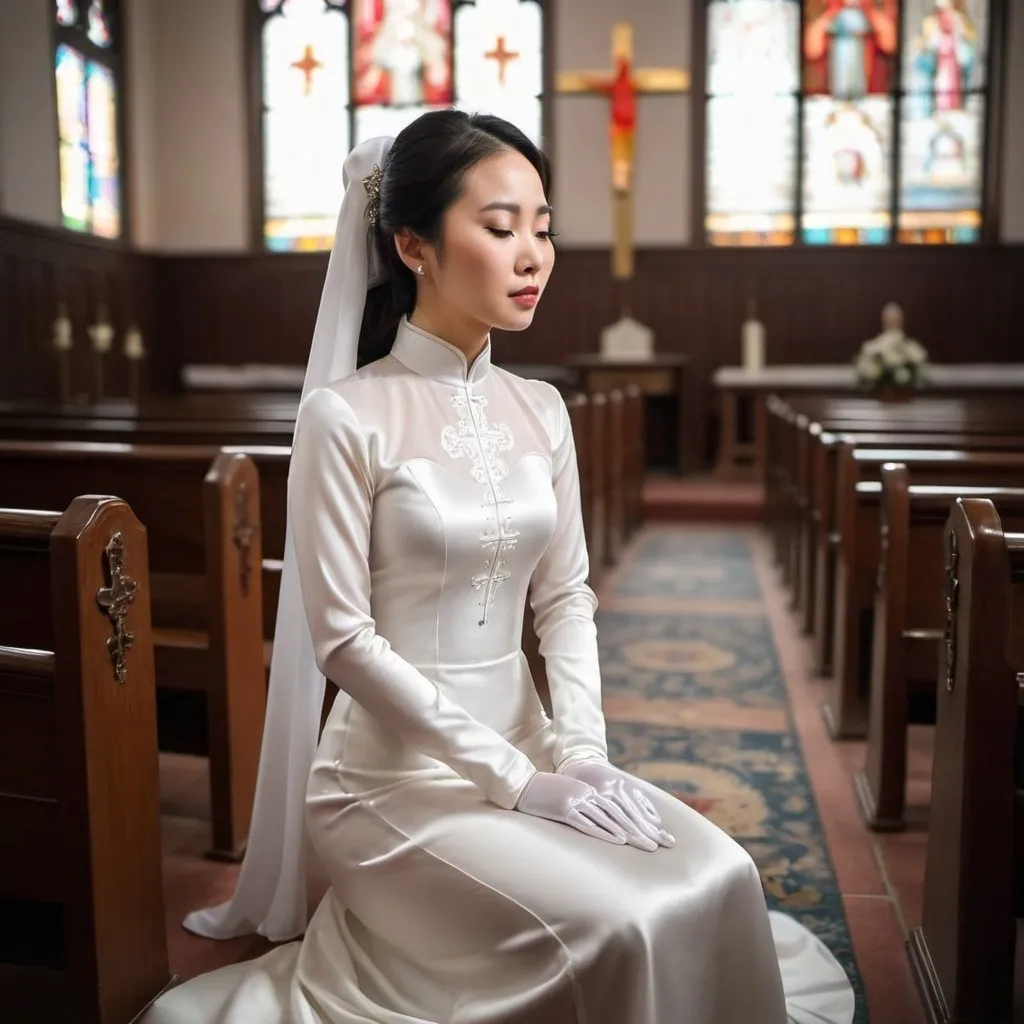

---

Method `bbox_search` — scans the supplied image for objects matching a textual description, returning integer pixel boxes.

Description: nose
[515,232,544,277]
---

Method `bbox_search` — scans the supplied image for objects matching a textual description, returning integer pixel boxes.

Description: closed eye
[487,227,559,241]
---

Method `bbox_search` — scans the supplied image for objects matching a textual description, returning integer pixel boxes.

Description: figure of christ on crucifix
[557,24,689,279]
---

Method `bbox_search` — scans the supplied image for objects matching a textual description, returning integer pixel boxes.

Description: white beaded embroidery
[441,390,519,625]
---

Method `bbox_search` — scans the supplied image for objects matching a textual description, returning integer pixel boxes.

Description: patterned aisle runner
[598,527,866,1021]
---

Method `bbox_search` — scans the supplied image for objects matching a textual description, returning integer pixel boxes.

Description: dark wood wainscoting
[0,217,156,402]
[3,216,1022,469]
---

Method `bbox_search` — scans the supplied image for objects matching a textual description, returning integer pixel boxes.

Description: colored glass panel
[86,61,120,238]
[86,1,112,47]
[454,1,542,99]
[707,0,800,97]
[55,45,90,232]
[902,0,987,94]
[353,0,452,109]
[56,1,78,27]
[262,0,350,250]
[802,96,892,243]
[706,94,798,246]
[898,91,983,243]
[802,0,899,99]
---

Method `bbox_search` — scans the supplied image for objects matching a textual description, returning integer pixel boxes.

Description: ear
[393,230,428,275]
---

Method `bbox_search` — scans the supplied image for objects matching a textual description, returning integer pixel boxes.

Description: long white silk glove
[560,760,676,851]
[515,771,659,850]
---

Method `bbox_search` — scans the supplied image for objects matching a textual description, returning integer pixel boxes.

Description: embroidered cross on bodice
[441,390,520,625]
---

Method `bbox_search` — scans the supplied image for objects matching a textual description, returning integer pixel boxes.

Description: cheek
[443,238,509,292]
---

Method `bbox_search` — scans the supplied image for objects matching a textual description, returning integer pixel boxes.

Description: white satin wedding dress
[145,318,854,1024]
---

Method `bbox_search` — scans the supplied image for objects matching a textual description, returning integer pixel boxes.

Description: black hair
[356,109,551,368]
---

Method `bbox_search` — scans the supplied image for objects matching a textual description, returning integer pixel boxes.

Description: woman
[147,110,854,1023]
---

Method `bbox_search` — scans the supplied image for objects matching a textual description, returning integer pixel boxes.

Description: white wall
[552,0,692,246]
[999,0,1024,242]
[0,0,61,227]
[126,0,249,251]
[3,0,1023,248]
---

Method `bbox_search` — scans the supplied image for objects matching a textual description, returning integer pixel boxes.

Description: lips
[510,286,539,297]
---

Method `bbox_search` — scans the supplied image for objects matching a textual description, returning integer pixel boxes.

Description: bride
[145,109,854,1023]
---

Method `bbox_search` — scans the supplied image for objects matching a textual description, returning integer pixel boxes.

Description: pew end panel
[909,499,1023,1024]
[856,463,912,830]
[202,450,268,861]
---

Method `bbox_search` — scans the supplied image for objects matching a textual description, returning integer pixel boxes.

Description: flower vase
[873,385,915,403]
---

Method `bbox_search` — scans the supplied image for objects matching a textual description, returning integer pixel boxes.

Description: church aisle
[156,523,924,1023]
[600,523,923,1024]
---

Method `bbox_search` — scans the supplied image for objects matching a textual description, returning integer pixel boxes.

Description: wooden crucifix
[557,24,689,280]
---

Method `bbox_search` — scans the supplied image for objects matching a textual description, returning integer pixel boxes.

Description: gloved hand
[559,759,675,851]
[514,771,659,850]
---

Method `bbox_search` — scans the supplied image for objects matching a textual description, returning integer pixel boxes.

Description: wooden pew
[826,446,1024,738]
[566,394,593,567]
[623,384,645,537]
[606,389,626,565]
[766,394,1024,586]
[855,468,1024,830]
[0,442,267,860]
[0,496,171,1023]
[589,393,609,582]
[794,427,1024,625]
[908,497,1024,1024]
[804,429,1024,671]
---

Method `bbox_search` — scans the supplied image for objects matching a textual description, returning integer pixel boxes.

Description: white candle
[53,314,73,352]
[89,321,115,354]
[742,317,765,372]
[124,325,145,361]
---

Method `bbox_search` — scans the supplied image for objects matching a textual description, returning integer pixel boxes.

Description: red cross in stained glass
[484,35,519,86]
[291,44,324,96]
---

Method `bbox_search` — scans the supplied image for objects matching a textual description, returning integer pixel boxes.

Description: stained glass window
[53,1,122,239]
[703,0,992,246]
[705,0,801,245]
[255,0,547,251]
[897,0,987,242]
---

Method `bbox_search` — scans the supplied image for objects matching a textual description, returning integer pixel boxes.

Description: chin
[492,307,539,333]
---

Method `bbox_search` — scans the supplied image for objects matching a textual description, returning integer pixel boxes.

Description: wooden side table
[567,354,690,474]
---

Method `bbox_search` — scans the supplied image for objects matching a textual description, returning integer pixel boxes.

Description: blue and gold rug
[599,528,866,1021]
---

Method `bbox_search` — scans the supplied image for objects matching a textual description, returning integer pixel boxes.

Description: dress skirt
[144,718,854,1024]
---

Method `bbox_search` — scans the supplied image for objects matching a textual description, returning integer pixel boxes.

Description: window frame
[245,0,553,252]
[691,0,1009,248]
[51,0,129,245]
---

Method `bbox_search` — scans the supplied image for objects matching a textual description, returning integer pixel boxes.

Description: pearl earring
[415,264,425,276]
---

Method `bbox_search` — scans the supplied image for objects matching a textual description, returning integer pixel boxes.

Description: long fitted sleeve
[289,386,538,809]
[528,385,609,770]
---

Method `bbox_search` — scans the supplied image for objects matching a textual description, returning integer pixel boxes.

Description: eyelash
[487,228,559,241]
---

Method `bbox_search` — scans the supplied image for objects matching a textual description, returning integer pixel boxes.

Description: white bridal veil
[184,135,394,942]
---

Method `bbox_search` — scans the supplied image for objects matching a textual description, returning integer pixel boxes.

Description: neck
[408,304,489,367]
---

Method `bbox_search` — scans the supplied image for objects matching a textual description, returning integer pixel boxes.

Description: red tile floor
[158,510,930,1022]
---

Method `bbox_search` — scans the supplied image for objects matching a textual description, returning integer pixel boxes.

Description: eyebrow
[479,201,553,216]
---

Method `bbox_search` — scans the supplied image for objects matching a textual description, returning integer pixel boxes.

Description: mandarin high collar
[391,317,491,387]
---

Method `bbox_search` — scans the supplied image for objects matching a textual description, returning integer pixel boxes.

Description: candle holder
[52,303,74,404]
[123,324,146,405]
[88,304,115,403]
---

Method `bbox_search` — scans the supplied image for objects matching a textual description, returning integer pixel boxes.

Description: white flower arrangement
[853,329,929,392]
